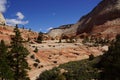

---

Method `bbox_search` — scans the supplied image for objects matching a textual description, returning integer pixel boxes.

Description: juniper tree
[37,32,43,43]
[34,47,38,53]
[9,25,30,80]
[0,40,14,80]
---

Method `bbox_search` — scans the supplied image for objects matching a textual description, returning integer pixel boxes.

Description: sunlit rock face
[77,0,120,35]
[47,24,74,39]
[47,0,120,40]
[0,13,6,25]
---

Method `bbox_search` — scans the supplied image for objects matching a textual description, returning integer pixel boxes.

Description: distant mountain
[47,24,74,39]
[47,0,120,39]
[77,0,120,36]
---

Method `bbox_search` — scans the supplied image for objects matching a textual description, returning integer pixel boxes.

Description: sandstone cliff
[47,0,120,39]
[77,0,120,35]
[47,24,73,39]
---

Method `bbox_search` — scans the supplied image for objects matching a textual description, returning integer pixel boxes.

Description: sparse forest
[0,25,30,80]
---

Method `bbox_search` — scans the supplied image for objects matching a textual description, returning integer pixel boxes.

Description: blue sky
[1,0,102,32]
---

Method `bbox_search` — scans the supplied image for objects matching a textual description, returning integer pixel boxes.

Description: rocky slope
[0,25,38,44]
[77,0,120,36]
[47,0,120,39]
[47,24,73,39]
[0,25,107,80]
[28,41,108,80]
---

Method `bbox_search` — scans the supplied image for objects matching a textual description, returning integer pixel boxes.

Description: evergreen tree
[34,47,38,53]
[98,34,120,80]
[0,40,14,80]
[89,54,94,61]
[9,25,30,80]
[37,32,43,43]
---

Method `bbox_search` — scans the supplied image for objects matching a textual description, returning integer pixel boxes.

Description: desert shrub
[35,59,40,63]
[53,61,57,64]
[82,36,89,43]
[53,45,55,47]
[33,63,38,68]
[89,54,95,61]
[40,65,44,68]
[34,47,38,53]
[30,54,35,59]
[48,45,51,47]
[58,38,62,43]
[38,65,44,69]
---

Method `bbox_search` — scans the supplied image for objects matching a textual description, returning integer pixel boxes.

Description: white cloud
[16,12,24,20]
[0,0,7,13]
[47,27,53,31]
[6,19,28,26]
[6,12,29,26]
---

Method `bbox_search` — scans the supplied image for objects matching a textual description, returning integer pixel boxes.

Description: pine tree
[0,40,14,80]
[9,25,30,80]
[89,54,94,61]
[37,32,43,43]
[34,47,38,53]
[98,34,120,80]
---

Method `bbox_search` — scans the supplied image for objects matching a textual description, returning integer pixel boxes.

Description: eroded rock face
[0,13,6,25]
[48,29,63,39]
[0,25,38,44]
[47,24,74,39]
[47,0,120,39]
[77,0,120,35]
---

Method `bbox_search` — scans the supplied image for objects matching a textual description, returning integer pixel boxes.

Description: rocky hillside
[0,24,108,80]
[77,0,120,36]
[0,25,38,44]
[47,24,74,39]
[0,13,38,43]
[47,0,120,39]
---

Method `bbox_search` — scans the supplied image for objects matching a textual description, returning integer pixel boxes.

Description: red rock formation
[47,0,120,39]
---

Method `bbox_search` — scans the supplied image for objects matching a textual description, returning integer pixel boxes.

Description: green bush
[36,68,59,80]
[30,54,35,59]
[36,57,101,80]
[34,47,38,53]
[33,63,38,68]
[89,54,94,61]
[35,59,40,63]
